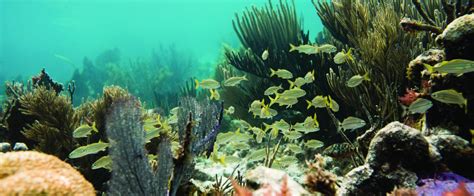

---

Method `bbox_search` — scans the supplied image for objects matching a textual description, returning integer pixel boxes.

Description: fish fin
[209,89,216,100]
[289,44,296,52]
[464,99,468,114]
[347,48,354,62]
[270,94,279,106]
[263,123,271,131]
[288,80,295,89]
[306,100,312,109]
[423,63,434,74]
[270,68,276,77]
[363,72,370,81]
[194,79,200,89]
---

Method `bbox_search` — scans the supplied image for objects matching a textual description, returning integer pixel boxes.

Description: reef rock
[0,151,95,195]
[338,164,418,195]
[340,122,438,195]
[246,166,309,195]
[436,14,474,60]
[365,122,437,174]
[425,128,474,179]
[405,49,445,82]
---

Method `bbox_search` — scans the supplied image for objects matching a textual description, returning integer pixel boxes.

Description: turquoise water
[0,0,323,83]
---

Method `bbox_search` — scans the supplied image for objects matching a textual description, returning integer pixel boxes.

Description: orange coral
[0,151,95,195]
[443,182,471,196]
[231,176,292,196]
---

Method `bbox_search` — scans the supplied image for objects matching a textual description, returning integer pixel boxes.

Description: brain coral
[0,151,95,195]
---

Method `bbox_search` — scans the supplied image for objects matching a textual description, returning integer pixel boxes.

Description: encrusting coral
[305,154,338,195]
[0,151,95,195]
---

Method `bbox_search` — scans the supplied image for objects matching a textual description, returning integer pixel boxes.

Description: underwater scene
[0,0,474,195]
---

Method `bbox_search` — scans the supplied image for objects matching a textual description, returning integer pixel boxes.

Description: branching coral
[0,69,78,159]
[0,151,95,195]
[315,0,440,123]
[19,86,78,159]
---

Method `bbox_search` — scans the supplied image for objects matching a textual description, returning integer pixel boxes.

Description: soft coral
[399,89,420,106]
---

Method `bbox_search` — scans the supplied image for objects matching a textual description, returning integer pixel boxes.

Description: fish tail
[306,100,312,109]
[269,94,279,106]
[347,48,354,62]
[270,68,276,77]
[464,99,468,114]
[288,80,294,89]
[209,89,215,100]
[363,72,370,81]
[289,44,296,52]
[423,63,434,74]
[195,79,200,89]
[243,74,248,80]
[263,122,271,131]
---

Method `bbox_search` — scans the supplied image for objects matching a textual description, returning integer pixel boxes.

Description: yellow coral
[0,151,95,195]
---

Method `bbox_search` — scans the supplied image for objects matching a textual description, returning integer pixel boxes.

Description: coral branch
[442,0,456,24]
[400,18,443,35]
[412,0,437,26]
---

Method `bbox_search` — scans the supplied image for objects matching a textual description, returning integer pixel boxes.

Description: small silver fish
[69,141,109,159]
[223,75,247,87]
[316,44,337,53]
[280,87,306,99]
[306,95,326,109]
[289,44,317,54]
[333,48,354,64]
[346,73,370,87]
[73,124,94,138]
[264,85,283,96]
[195,79,220,89]
[341,116,366,130]
[286,144,304,154]
[305,139,324,149]
[304,70,315,83]
[431,89,467,109]
[270,68,293,79]
[408,98,433,114]
[262,49,269,60]
[289,77,307,88]
[92,155,112,170]
[424,59,474,75]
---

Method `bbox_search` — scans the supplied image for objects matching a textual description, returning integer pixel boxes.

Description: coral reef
[340,122,473,195]
[19,86,78,159]
[403,13,473,137]
[1,70,78,159]
[0,151,95,195]
[315,0,433,123]
[304,154,338,195]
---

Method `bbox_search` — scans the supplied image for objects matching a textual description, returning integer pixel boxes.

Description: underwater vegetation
[1,0,474,195]
[70,46,200,110]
